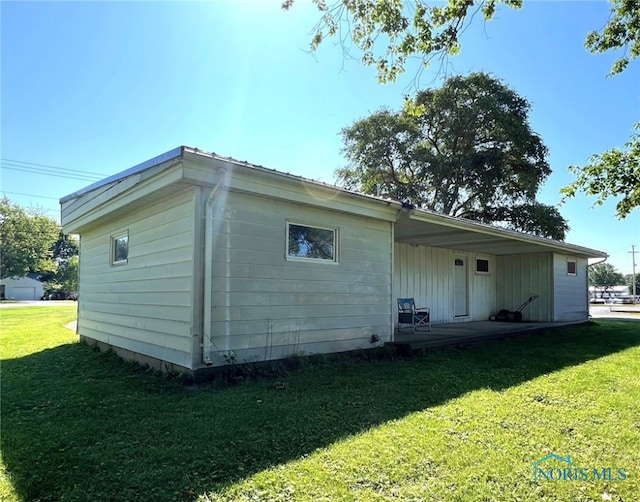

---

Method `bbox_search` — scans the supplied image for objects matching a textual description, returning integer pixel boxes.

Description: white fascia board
[60,146,184,204]
[61,162,186,233]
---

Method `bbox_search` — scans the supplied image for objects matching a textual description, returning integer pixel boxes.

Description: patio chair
[397,298,431,333]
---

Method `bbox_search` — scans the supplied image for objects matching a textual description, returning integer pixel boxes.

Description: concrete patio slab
[387,319,585,354]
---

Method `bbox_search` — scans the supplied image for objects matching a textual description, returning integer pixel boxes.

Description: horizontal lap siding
[77,190,195,368]
[206,192,392,365]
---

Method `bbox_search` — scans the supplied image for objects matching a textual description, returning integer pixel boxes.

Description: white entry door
[454,257,468,317]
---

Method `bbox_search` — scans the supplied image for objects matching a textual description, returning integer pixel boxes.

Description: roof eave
[59,146,185,204]
[404,207,608,259]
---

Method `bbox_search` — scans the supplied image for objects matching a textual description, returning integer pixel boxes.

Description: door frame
[454,254,469,318]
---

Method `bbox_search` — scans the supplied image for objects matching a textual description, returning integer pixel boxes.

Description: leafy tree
[625,272,640,296]
[283,0,523,83]
[49,255,79,294]
[52,230,79,261]
[284,1,639,217]
[283,0,637,83]
[585,0,640,76]
[589,262,625,297]
[0,196,59,279]
[39,231,80,293]
[337,73,569,239]
[561,123,640,218]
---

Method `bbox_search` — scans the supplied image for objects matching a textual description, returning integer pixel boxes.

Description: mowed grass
[1,307,639,501]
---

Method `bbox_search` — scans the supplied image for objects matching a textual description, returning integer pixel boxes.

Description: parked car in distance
[68,291,78,301]
[613,295,634,304]
[47,291,67,300]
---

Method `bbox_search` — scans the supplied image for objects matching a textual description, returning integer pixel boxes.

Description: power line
[1,163,104,182]
[2,190,60,201]
[1,158,109,183]
[1,158,109,178]
[1,159,107,178]
[1,164,103,182]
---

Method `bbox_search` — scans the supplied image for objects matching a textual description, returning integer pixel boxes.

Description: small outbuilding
[60,147,607,377]
[0,275,45,301]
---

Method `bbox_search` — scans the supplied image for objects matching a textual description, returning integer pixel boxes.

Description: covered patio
[392,208,607,327]
[388,319,585,353]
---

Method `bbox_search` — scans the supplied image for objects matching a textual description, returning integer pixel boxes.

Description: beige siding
[553,254,589,321]
[205,191,393,365]
[496,253,553,321]
[77,189,196,368]
[393,243,497,324]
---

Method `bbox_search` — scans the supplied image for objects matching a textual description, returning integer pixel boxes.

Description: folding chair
[397,298,431,333]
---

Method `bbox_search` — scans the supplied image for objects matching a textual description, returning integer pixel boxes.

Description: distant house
[0,275,44,301]
[60,147,607,377]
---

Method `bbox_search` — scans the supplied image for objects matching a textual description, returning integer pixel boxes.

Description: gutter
[587,257,608,267]
[202,168,229,366]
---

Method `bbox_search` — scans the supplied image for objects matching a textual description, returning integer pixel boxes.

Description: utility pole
[631,245,638,305]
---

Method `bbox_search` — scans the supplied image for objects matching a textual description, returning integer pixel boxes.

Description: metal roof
[396,209,607,258]
[59,145,608,259]
[60,146,185,204]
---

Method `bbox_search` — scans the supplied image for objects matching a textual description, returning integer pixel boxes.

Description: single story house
[60,146,607,376]
[0,275,45,301]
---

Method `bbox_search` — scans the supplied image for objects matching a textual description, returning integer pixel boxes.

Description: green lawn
[1,307,639,501]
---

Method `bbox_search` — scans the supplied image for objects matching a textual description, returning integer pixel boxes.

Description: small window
[567,259,577,276]
[111,233,129,265]
[476,258,490,274]
[287,223,336,262]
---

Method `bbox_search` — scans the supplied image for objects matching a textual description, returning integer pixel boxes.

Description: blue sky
[1,1,639,274]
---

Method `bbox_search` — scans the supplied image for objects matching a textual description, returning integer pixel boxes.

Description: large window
[111,232,129,265]
[287,223,336,262]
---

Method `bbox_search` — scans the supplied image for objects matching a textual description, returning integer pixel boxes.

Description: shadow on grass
[1,320,639,501]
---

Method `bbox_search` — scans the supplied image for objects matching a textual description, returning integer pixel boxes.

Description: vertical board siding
[393,243,497,324]
[205,191,393,365]
[553,254,589,321]
[394,244,453,324]
[77,189,196,368]
[496,253,553,321]
[471,256,496,321]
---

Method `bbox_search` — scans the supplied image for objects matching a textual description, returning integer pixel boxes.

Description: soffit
[395,211,608,258]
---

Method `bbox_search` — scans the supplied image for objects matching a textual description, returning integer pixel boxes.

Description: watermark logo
[532,453,627,482]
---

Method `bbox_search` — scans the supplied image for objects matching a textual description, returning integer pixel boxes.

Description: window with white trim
[111,232,129,265]
[287,223,337,262]
[567,259,577,276]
